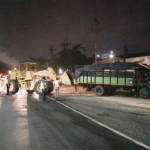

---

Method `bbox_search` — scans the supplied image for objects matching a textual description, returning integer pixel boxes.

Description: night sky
[0,0,150,65]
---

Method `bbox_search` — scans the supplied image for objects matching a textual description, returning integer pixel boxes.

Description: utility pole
[91,14,101,64]
[61,38,70,50]
[123,40,128,62]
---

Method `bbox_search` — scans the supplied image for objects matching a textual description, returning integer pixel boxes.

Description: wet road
[0,89,150,150]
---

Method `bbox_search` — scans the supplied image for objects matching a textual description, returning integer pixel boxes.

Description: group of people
[40,76,61,101]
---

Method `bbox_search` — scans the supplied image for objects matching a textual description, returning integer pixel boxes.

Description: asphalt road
[0,89,150,150]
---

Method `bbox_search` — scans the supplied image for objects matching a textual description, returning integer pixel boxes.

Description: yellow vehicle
[9,62,74,94]
[9,62,37,93]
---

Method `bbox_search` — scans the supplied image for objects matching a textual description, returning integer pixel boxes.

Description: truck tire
[94,85,105,96]
[10,80,19,94]
[34,80,53,95]
[47,81,54,93]
[140,87,150,99]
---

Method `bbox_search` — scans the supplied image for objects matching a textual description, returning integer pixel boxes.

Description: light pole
[123,40,128,62]
[91,14,102,64]
[109,50,114,58]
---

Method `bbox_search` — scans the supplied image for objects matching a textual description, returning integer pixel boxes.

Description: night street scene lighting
[109,50,114,58]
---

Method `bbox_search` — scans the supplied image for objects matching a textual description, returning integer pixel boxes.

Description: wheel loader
[9,62,74,94]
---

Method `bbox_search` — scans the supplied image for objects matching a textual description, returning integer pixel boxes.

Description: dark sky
[0,0,150,65]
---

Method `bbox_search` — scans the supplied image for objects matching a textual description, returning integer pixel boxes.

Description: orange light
[8,71,12,74]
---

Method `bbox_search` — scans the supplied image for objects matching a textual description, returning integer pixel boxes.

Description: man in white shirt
[53,77,61,97]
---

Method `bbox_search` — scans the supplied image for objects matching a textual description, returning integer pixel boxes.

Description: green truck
[75,62,150,99]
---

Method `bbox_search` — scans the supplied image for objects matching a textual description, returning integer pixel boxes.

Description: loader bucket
[34,67,57,80]
[59,71,74,85]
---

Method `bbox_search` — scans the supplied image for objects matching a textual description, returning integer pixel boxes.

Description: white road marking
[48,96,150,150]
[49,97,56,101]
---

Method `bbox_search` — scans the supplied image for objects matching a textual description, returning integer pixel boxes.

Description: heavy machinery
[75,62,150,99]
[9,62,74,94]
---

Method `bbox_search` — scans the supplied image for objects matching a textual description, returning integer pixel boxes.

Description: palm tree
[72,44,86,55]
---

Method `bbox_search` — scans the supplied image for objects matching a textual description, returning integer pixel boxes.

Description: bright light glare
[32,92,40,101]
[109,54,114,58]
[59,68,63,74]
[97,54,100,58]
[8,71,12,74]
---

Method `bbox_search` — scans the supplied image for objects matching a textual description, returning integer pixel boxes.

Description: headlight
[129,80,133,84]
[8,71,12,74]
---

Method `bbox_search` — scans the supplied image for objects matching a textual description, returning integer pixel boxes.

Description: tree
[72,43,86,53]
[46,47,87,73]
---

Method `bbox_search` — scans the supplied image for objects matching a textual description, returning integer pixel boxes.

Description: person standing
[6,76,11,95]
[40,76,47,101]
[0,74,2,89]
[0,74,2,92]
[53,77,61,97]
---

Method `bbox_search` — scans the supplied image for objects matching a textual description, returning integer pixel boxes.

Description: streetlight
[109,50,114,58]
[109,54,114,58]
[110,50,113,54]
[97,54,100,58]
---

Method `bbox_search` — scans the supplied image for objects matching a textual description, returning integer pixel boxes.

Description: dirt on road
[59,85,94,95]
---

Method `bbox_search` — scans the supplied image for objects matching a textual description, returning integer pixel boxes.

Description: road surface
[0,88,150,150]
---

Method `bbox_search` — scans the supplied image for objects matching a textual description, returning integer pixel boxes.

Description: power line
[61,38,70,50]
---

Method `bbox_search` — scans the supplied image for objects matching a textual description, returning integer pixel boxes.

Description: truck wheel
[10,80,19,94]
[34,80,53,95]
[47,81,54,93]
[140,87,150,99]
[94,85,105,96]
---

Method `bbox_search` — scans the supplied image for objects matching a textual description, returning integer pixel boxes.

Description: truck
[9,62,74,94]
[75,62,150,99]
